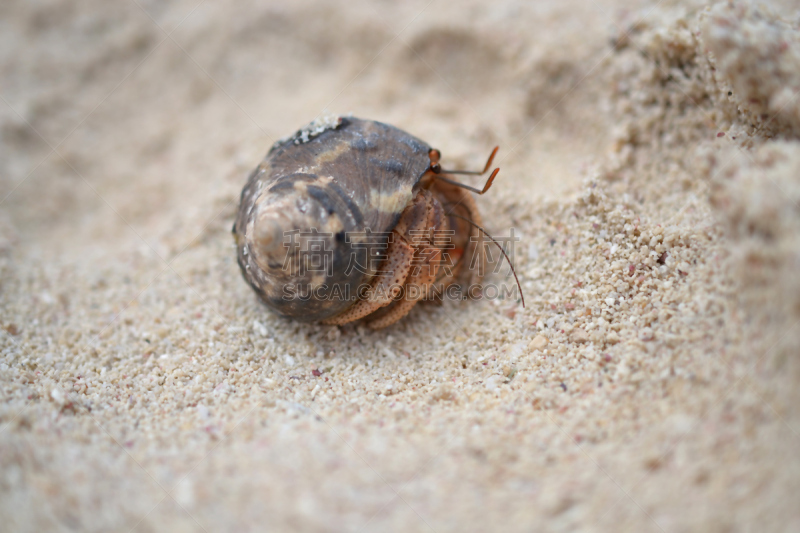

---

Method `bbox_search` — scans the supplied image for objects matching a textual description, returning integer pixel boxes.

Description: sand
[1,0,799,531]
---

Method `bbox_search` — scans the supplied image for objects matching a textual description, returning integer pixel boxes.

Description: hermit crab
[233,116,521,329]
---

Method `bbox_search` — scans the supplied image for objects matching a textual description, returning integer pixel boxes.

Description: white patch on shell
[274,113,343,148]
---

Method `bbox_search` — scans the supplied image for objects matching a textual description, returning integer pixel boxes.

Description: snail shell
[233,116,436,322]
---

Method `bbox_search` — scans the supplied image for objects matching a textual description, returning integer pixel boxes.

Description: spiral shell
[233,116,437,322]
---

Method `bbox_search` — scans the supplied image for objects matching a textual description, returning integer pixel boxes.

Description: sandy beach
[1,0,799,531]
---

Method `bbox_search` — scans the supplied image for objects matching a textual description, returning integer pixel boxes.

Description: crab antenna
[433,168,499,195]
[445,212,525,308]
[431,146,500,195]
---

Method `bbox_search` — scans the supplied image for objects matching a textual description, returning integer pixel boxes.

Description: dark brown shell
[233,117,432,322]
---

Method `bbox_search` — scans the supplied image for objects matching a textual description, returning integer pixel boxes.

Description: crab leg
[367,191,446,329]
[432,180,486,286]
[322,193,430,326]
[321,233,414,325]
[367,242,441,329]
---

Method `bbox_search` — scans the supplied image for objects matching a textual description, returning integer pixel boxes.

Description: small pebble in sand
[638,328,655,342]
[528,335,549,351]
[569,329,589,344]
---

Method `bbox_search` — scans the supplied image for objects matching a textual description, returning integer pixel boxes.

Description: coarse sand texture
[1,1,799,532]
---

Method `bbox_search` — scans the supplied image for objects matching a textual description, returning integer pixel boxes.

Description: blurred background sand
[1,0,799,531]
